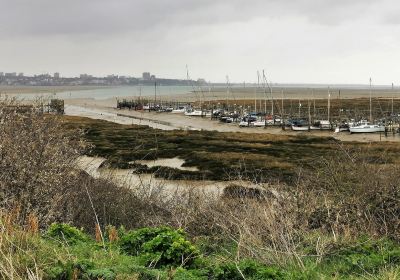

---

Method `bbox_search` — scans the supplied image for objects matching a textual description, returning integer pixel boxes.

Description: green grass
[5,224,400,280]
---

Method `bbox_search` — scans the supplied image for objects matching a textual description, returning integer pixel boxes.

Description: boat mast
[255,72,259,113]
[262,70,267,114]
[226,75,230,112]
[369,78,372,122]
[298,99,301,119]
[254,82,257,113]
[154,80,157,110]
[270,80,274,122]
[392,82,394,116]
[281,89,284,127]
[257,72,261,112]
[186,65,200,112]
[312,89,316,119]
[338,90,341,120]
[327,87,331,124]
[308,98,311,130]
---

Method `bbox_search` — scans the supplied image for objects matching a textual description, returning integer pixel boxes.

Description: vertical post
[154,81,157,111]
[226,76,229,112]
[312,89,316,119]
[255,72,259,114]
[308,99,311,131]
[328,87,331,126]
[298,99,301,119]
[281,89,284,128]
[270,81,274,124]
[338,89,341,120]
[369,78,372,122]
[290,99,293,117]
[262,70,267,115]
[392,82,394,116]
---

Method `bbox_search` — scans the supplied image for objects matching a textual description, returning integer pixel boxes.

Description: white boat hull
[239,121,251,127]
[291,125,309,131]
[171,109,185,113]
[253,121,266,127]
[310,126,331,130]
[349,125,385,133]
[185,110,203,116]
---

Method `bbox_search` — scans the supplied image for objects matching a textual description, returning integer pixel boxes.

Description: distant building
[150,75,156,80]
[18,73,24,77]
[142,72,151,80]
[0,72,3,77]
[54,72,60,79]
[80,74,92,79]
[197,78,207,85]
[5,72,17,77]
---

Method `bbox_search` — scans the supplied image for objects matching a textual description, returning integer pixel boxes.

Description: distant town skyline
[2,0,400,84]
[0,70,209,87]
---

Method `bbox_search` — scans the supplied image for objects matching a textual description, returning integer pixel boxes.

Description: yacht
[291,125,309,131]
[310,120,331,130]
[291,120,310,131]
[349,123,385,133]
[348,79,386,133]
[185,110,203,116]
[171,106,186,113]
[239,116,257,127]
[334,123,350,133]
[253,120,266,127]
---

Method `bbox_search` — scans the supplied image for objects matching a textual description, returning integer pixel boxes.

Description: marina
[106,80,400,138]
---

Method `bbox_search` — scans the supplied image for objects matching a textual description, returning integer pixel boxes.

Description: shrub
[208,259,284,280]
[0,103,84,226]
[84,268,116,280]
[127,265,168,280]
[173,267,208,280]
[46,223,90,244]
[45,262,73,280]
[323,238,400,275]
[119,227,198,268]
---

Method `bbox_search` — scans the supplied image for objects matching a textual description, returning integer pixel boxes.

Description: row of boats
[240,116,385,133]
[291,120,385,133]
[166,106,386,134]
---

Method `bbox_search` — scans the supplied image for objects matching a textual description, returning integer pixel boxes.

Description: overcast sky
[1,0,400,84]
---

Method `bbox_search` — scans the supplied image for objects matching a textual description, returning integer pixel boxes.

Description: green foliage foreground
[5,223,400,280]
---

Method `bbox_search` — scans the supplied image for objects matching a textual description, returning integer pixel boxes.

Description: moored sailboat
[349,123,385,133]
[349,78,385,133]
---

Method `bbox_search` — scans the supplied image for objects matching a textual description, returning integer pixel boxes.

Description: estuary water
[50,85,195,100]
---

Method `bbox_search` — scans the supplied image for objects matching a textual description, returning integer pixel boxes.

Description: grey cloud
[0,0,386,38]
[1,0,399,84]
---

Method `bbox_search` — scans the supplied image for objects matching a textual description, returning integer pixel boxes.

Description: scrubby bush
[119,227,199,268]
[209,260,284,280]
[323,238,400,275]
[0,101,85,226]
[46,223,90,244]
[84,268,116,280]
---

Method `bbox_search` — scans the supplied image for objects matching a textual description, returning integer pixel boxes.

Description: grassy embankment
[63,115,400,183]
[4,222,400,280]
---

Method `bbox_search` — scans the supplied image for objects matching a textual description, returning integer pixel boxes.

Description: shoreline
[0,85,112,94]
